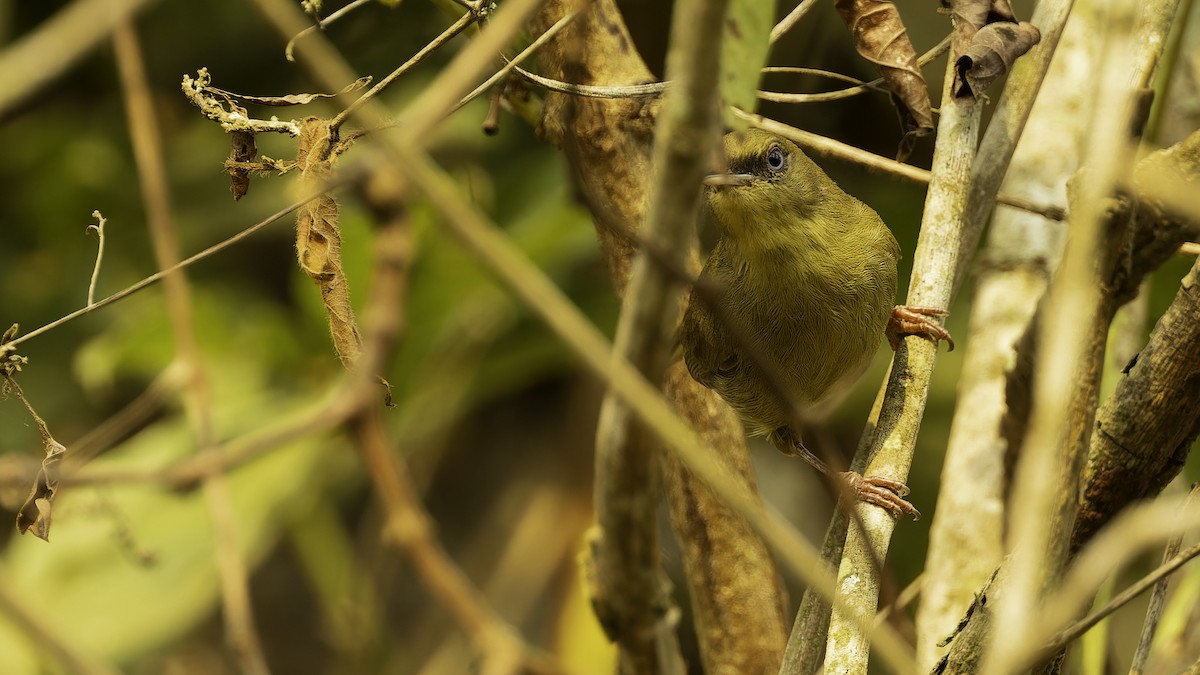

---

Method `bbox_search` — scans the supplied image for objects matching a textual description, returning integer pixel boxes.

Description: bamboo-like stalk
[822,7,980,669]
[914,0,1095,662]
[984,3,1145,674]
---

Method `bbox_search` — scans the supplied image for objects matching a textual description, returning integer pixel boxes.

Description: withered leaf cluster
[15,437,65,542]
[951,0,1041,101]
[3,324,65,542]
[833,0,1039,158]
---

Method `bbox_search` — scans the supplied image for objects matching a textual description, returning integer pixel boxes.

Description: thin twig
[285,0,374,62]
[339,10,579,144]
[85,210,106,307]
[354,410,576,675]
[69,384,359,487]
[508,35,954,109]
[182,69,302,136]
[875,574,923,628]
[391,0,557,143]
[770,0,819,44]
[513,66,667,98]
[64,365,186,468]
[3,184,347,352]
[329,8,478,131]
[1130,484,1197,674]
[761,66,869,86]
[451,11,579,115]
[1028,500,1200,663]
[758,36,951,104]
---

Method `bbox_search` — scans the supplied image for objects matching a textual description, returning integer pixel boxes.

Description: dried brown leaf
[951,0,1018,55]
[950,0,1040,102]
[3,340,65,542]
[227,130,257,201]
[953,21,1040,100]
[834,0,933,161]
[295,117,363,369]
[16,438,65,542]
[205,75,371,107]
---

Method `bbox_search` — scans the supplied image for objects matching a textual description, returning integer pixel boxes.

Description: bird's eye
[766,146,786,172]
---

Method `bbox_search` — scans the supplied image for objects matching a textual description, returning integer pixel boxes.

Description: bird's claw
[839,471,921,520]
[887,305,955,352]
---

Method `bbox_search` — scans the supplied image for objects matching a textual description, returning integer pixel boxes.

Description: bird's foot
[839,471,921,520]
[887,305,955,352]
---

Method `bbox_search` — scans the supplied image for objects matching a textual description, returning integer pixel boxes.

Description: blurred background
[0,0,1197,673]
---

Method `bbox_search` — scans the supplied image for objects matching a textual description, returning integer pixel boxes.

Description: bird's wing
[679,279,738,389]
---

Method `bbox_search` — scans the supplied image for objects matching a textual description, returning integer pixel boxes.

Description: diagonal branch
[588,0,728,669]
[822,4,979,670]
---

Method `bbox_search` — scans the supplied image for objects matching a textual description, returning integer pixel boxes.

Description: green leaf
[720,0,777,130]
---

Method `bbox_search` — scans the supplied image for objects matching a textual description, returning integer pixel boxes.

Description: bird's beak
[703,173,756,188]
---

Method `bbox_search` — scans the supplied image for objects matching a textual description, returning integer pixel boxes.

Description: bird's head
[704,129,834,241]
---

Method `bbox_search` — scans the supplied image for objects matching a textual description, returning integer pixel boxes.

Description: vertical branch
[823,2,980,671]
[915,0,1088,663]
[984,0,1143,671]
[112,22,271,675]
[530,1,789,671]
[590,0,729,669]
[952,0,1077,295]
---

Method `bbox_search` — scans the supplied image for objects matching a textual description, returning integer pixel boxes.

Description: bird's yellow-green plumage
[679,129,900,440]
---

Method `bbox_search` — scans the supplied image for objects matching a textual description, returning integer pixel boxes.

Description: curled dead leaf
[204,76,371,107]
[295,118,363,369]
[953,21,1041,100]
[16,438,65,542]
[949,0,1040,102]
[950,0,1019,56]
[834,0,933,161]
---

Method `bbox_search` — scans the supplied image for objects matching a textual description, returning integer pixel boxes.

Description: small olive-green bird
[679,129,952,518]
